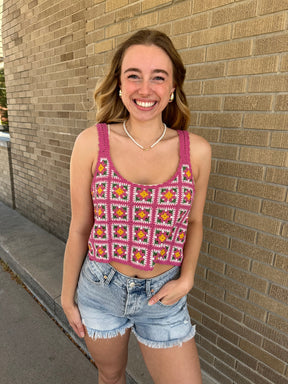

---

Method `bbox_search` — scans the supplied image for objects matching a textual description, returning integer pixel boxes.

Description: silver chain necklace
[123,120,167,151]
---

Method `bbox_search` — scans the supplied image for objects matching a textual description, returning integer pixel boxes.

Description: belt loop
[104,267,116,285]
[146,279,152,298]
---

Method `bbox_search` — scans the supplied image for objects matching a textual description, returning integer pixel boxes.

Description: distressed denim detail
[77,258,196,349]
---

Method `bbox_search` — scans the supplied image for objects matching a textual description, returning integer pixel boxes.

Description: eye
[127,74,139,80]
[153,76,165,82]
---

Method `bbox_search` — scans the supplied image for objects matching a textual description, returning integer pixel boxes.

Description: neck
[126,118,164,143]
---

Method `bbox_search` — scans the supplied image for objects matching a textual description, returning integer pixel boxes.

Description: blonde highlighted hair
[94,29,190,130]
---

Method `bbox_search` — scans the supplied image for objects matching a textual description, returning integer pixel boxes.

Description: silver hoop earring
[169,92,174,102]
[119,89,122,97]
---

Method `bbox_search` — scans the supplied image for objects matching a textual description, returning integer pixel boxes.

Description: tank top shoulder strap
[178,129,191,165]
[96,123,110,157]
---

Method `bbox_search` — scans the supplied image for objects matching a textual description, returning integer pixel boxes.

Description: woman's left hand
[148,277,193,306]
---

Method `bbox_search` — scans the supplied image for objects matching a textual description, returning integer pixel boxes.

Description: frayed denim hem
[85,323,133,340]
[132,325,196,349]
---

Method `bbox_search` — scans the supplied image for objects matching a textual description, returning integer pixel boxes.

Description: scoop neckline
[103,123,183,189]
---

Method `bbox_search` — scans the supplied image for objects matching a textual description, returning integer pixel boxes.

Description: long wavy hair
[94,29,190,130]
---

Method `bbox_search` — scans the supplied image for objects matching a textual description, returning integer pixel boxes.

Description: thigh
[139,338,202,384]
[85,328,131,380]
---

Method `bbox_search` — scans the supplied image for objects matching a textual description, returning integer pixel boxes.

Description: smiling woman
[61,29,211,384]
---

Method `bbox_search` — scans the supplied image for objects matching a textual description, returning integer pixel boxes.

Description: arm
[149,134,211,305]
[61,127,98,337]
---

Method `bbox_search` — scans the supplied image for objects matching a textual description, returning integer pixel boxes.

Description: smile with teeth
[134,100,157,108]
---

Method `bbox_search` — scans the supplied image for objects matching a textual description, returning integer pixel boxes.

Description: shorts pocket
[82,259,103,285]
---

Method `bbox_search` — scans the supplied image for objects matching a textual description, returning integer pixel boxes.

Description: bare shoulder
[188,131,211,159]
[187,132,211,181]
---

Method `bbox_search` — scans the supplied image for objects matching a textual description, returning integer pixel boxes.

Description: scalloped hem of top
[132,325,196,349]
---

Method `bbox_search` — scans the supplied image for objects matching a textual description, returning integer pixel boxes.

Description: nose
[138,79,151,96]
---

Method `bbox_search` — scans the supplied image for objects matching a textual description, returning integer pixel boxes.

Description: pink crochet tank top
[88,123,195,271]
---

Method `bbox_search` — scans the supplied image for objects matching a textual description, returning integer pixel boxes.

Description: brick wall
[2,1,288,383]
[0,139,14,207]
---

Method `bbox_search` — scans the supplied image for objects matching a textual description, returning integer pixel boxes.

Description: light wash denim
[77,257,196,348]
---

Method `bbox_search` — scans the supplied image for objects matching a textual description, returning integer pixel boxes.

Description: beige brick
[212,0,257,26]
[199,113,242,128]
[240,147,287,167]
[215,190,261,213]
[243,113,287,130]
[231,239,274,264]
[274,254,288,272]
[183,81,202,96]
[257,233,288,255]
[275,95,288,112]
[271,132,288,149]
[208,270,248,297]
[130,12,158,30]
[192,127,220,142]
[94,38,114,54]
[262,201,288,221]
[237,180,286,202]
[105,0,128,12]
[115,3,141,22]
[233,13,286,39]
[207,40,252,61]
[180,48,206,65]
[266,168,288,186]
[105,21,129,38]
[248,74,288,93]
[227,56,278,76]
[226,265,268,292]
[188,96,221,111]
[159,1,192,23]
[281,54,288,72]
[193,0,234,13]
[204,228,230,248]
[173,13,209,35]
[281,224,288,238]
[198,253,226,274]
[249,291,288,329]
[222,129,269,147]
[209,244,251,270]
[205,201,234,221]
[211,144,238,160]
[171,34,190,50]
[217,161,264,180]
[255,33,288,55]
[235,210,281,235]
[259,0,288,15]
[224,95,272,111]
[187,62,225,80]
[226,292,267,320]
[267,314,288,336]
[142,0,172,11]
[213,218,256,243]
[190,25,231,47]
[240,339,285,374]
[203,78,246,94]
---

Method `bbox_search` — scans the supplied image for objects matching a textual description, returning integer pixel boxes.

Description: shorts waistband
[87,260,180,288]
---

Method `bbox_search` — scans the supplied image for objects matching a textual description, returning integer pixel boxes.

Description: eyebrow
[124,68,169,76]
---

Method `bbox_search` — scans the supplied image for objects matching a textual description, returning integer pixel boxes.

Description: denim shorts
[76,257,196,349]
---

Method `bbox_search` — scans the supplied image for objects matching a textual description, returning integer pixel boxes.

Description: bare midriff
[109,261,175,279]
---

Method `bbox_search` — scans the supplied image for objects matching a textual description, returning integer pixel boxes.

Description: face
[119,44,175,123]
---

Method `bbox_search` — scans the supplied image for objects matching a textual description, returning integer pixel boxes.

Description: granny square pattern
[88,124,195,271]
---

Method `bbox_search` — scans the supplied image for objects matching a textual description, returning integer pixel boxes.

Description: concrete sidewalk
[0,201,217,384]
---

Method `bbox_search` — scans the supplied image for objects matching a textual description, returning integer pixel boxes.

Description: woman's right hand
[62,301,85,339]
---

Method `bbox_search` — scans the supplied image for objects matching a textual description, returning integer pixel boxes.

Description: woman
[61,29,211,384]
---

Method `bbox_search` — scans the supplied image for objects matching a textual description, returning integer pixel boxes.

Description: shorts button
[129,281,135,288]
[104,275,108,280]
